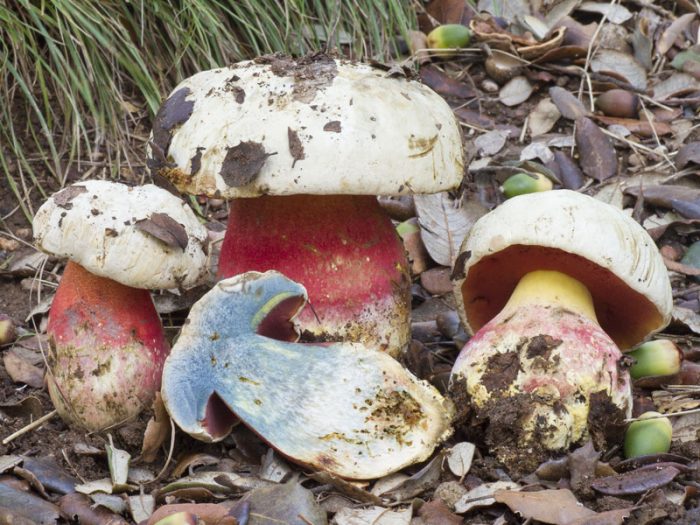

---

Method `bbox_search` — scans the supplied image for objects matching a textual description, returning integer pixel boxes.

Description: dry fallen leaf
[446,442,476,477]
[657,13,696,56]
[499,76,534,106]
[653,73,700,100]
[591,466,681,496]
[419,66,475,99]
[334,506,411,525]
[2,348,44,388]
[591,50,647,90]
[575,117,617,181]
[417,499,462,525]
[549,87,589,120]
[59,492,129,525]
[414,192,487,267]
[675,141,700,169]
[454,481,520,513]
[529,97,561,136]
[141,393,172,463]
[475,129,510,156]
[494,489,596,524]
[577,1,632,24]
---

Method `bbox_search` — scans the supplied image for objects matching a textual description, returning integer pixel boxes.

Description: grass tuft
[1,0,416,222]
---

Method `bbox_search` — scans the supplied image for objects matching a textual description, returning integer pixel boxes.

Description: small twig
[2,410,58,445]
[61,448,87,483]
[625,406,700,422]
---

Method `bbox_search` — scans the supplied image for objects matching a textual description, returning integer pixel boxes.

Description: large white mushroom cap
[452,190,673,349]
[33,180,208,289]
[146,54,464,198]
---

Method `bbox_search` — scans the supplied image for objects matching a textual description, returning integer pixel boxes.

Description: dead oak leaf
[575,117,617,181]
[135,213,189,250]
[494,488,596,524]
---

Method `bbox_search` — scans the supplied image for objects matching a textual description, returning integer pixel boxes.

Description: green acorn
[500,172,553,199]
[624,411,672,458]
[427,24,472,55]
[628,339,682,380]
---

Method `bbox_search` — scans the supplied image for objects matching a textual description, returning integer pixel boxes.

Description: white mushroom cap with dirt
[449,189,672,476]
[146,53,464,358]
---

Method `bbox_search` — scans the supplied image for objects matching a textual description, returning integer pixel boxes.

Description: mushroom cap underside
[452,190,672,350]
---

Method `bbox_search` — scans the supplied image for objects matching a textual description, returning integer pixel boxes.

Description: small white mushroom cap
[453,190,672,349]
[33,180,208,289]
[146,55,464,198]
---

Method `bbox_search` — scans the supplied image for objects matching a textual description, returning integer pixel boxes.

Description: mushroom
[161,270,454,479]
[146,54,464,357]
[33,180,208,431]
[449,190,672,475]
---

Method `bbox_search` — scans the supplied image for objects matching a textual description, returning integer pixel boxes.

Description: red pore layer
[461,245,663,350]
[218,195,411,355]
[47,261,169,430]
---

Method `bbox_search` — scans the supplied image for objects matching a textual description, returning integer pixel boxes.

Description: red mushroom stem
[47,261,169,430]
[217,194,411,355]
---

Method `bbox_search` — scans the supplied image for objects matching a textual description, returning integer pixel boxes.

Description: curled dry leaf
[310,471,382,505]
[0,483,63,524]
[657,13,696,56]
[499,76,534,106]
[415,192,487,267]
[591,466,681,496]
[106,436,131,491]
[653,73,700,100]
[141,393,171,463]
[575,117,617,181]
[553,151,585,190]
[381,453,444,503]
[135,213,189,251]
[494,489,596,524]
[454,481,520,513]
[20,456,78,496]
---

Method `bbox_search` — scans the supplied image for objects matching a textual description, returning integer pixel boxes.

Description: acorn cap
[33,180,208,289]
[452,190,672,349]
[146,54,464,198]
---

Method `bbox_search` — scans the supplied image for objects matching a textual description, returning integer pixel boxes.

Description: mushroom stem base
[450,291,631,475]
[47,262,169,431]
[218,194,411,356]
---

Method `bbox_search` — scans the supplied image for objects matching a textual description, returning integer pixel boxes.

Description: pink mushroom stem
[47,261,169,431]
[217,194,411,356]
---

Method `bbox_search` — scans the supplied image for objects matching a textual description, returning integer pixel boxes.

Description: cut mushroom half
[161,271,454,480]
[33,180,208,431]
